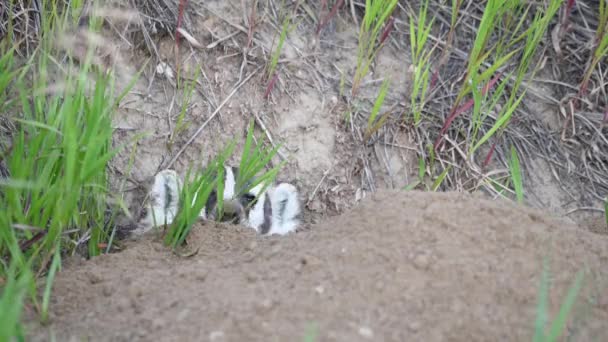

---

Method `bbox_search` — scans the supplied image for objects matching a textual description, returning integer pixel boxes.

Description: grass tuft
[235,120,286,203]
[351,0,398,97]
[0,1,141,332]
[163,148,229,249]
[407,0,434,126]
[533,258,585,342]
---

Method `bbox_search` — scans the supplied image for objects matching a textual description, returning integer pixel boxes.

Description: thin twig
[307,166,332,206]
[253,111,287,160]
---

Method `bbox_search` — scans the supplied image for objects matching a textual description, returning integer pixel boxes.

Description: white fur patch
[223,165,236,200]
[245,191,267,233]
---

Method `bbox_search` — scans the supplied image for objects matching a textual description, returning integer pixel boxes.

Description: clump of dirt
[27,191,608,341]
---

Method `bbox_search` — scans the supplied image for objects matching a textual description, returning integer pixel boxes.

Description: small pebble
[408,321,421,332]
[247,241,258,251]
[245,273,258,283]
[260,298,273,309]
[412,253,431,270]
[101,285,113,297]
[209,331,225,341]
[195,271,208,282]
[86,271,103,284]
[358,326,374,338]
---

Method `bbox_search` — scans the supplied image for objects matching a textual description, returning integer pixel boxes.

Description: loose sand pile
[28,191,608,341]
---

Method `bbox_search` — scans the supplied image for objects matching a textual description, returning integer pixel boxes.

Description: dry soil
[27,191,608,341]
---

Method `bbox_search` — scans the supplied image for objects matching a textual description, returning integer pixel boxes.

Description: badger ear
[265,182,300,236]
[202,189,218,219]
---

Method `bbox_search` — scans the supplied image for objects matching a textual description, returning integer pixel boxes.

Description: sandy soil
[27,191,608,341]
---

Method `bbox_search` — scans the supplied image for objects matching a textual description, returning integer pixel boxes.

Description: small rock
[101,285,113,297]
[412,253,431,270]
[408,321,421,332]
[358,326,374,338]
[308,199,323,212]
[195,271,208,282]
[152,318,165,330]
[271,244,282,255]
[247,241,258,251]
[209,331,225,341]
[245,273,258,283]
[260,298,273,309]
[176,308,190,322]
[375,281,384,291]
[86,271,103,284]
[315,285,324,294]
[355,188,363,202]
[155,62,174,80]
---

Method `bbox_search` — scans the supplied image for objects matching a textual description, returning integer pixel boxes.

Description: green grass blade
[403,180,421,191]
[545,270,585,341]
[471,92,526,153]
[533,258,550,342]
[367,79,390,129]
[0,260,32,342]
[431,166,450,191]
[41,245,62,323]
[509,145,524,204]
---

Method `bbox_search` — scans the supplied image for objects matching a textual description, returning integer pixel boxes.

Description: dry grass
[338,0,607,205]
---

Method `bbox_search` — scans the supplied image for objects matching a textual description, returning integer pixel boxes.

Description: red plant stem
[434,73,502,150]
[316,0,344,35]
[430,69,440,90]
[176,0,187,42]
[264,72,280,99]
[482,141,497,168]
[566,0,576,16]
[379,17,394,46]
[554,0,576,60]
[175,0,188,76]
[19,231,47,252]
[246,1,257,49]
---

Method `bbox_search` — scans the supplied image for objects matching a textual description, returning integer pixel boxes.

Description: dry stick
[566,207,605,215]
[164,66,262,169]
[253,112,287,160]
[307,166,332,207]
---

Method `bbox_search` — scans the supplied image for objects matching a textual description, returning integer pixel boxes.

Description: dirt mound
[28,191,608,341]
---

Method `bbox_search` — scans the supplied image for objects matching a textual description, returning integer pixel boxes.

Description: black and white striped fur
[136,166,301,236]
[202,165,301,235]
[242,182,301,235]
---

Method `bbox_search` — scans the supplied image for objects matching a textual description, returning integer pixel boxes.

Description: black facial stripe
[205,190,217,217]
[277,198,288,225]
[163,182,173,211]
[259,195,272,235]
[239,192,258,211]
[231,166,239,183]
